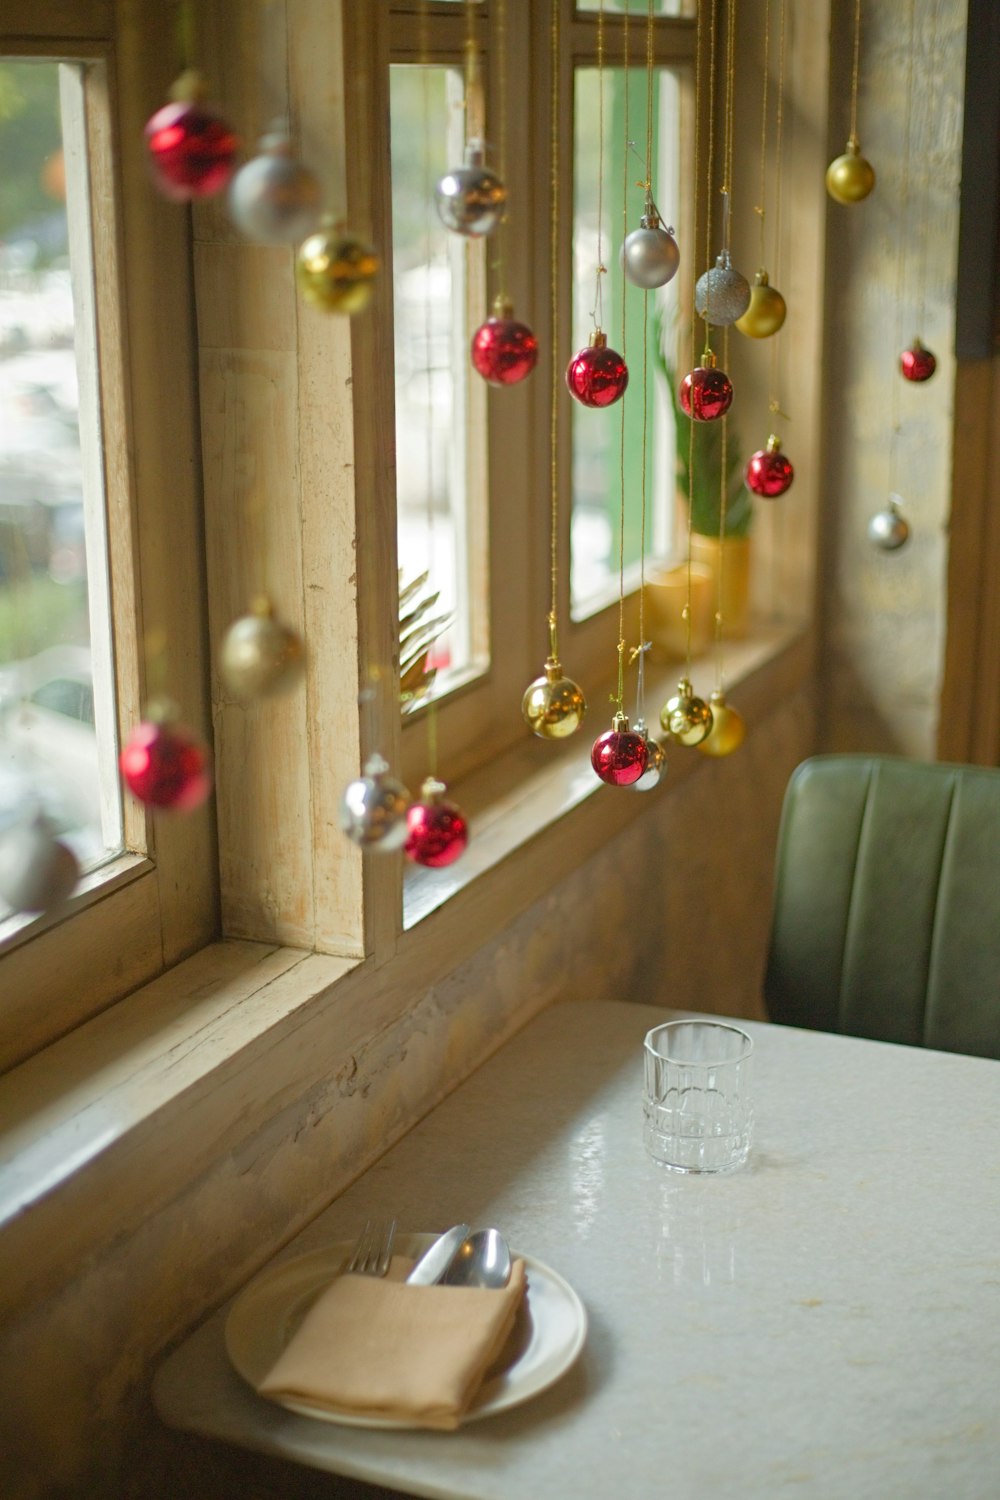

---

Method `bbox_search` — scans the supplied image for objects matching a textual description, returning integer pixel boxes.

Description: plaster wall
[1,692,813,1500]
[820,0,968,756]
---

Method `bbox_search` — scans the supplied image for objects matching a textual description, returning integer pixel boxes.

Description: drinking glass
[643,1020,754,1173]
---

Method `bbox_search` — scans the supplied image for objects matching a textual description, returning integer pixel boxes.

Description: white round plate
[225,1231,588,1429]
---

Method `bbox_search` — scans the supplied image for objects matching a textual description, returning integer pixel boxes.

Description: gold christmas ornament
[734,268,787,339]
[826,136,875,204]
[0,814,80,914]
[296,219,378,313]
[219,597,305,699]
[521,657,587,739]
[697,690,746,757]
[660,677,714,747]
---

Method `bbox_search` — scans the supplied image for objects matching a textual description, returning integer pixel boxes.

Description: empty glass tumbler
[643,1020,754,1173]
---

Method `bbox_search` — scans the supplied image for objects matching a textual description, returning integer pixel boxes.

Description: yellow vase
[645,561,715,660]
[689,533,751,641]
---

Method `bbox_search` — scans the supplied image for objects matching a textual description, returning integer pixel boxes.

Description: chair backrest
[764,754,1000,1059]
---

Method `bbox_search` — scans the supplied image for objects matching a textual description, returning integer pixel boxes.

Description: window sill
[0,621,812,1323]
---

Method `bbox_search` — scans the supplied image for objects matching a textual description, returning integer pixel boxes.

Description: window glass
[570,65,682,621]
[390,63,490,713]
[576,2,695,15]
[0,60,123,914]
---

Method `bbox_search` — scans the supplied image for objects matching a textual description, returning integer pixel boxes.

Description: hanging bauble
[694,249,752,327]
[620,209,680,290]
[659,677,714,747]
[296,218,378,314]
[566,331,629,408]
[219,597,305,699]
[626,721,668,792]
[228,124,321,245]
[868,496,910,551]
[697,690,746,758]
[0,815,80,915]
[826,136,875,204]
[521,656,587,739]
[745,434,794,498]
[435,140,506,238]
[120,706,213,812]
[679,352,733,423]
[591,711,648,787]
[734,268,787,339]
[471,297,538,386]
[900,338,937,383]
[404,777,468,867]
[339,754,411,850]
[144,71,238,202]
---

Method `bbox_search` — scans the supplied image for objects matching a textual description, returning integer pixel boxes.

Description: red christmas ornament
[120,711,213,812]
[404,777,468,867]
[471,297,538,386]
[900,339,937,383]
[145,71,238,202]
[591,712,649,787]
[566,331,629,408]
[745,434,794,497]
[679,354,733,422]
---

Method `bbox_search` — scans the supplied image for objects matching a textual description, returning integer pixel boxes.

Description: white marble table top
[153,1000,1000,1499]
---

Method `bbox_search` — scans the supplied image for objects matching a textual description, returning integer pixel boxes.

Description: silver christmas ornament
[0,814,80,914]
[339,754,411,850]
[868,496,910,551]
[621,210,680,289]
[695,249,752,327]
[228,125,322,245]
[435,139,506,238]
[626,722,668,791]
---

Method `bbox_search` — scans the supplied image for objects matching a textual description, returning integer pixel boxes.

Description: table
[153,1000,1000,1499]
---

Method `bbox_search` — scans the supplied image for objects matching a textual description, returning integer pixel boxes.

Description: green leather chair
[764,754,1000,1060]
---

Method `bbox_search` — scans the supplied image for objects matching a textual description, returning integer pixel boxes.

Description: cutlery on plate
[441,1227,512,1289]
[405,1223,471,1285]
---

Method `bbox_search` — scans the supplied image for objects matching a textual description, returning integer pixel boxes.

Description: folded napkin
[257,1253,527,1430]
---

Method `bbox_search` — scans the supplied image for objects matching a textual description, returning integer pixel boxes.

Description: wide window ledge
[0,621,811,1320]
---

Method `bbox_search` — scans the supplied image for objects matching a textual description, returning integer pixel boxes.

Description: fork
[343,1217,396,1278]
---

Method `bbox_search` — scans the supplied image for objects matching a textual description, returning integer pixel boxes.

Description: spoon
[440,1227,512,1289]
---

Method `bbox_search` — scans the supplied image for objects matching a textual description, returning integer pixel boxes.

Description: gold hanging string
[715,326,730,689]
[547,0,561,662]
[700,0,719,353]
[914,0,940,337]
[618,2,632,716]
[888,0,917,498]
[712,0,737,689]
[421,1,438,773]
[634,0,653,714]
[684,0,707,669]
[493,0,509,297]
[754,0,771,268]
[848,0,863,145]
[176,0,196,72]
[591,0,608,332]
[768,0,787,417]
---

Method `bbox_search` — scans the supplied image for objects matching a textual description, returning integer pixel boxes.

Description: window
[0,15,216,1070]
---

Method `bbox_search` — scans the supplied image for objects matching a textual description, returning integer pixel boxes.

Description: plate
[225,1231,588,1429]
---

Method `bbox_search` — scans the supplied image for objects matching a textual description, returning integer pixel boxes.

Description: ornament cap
[588,329,609,351]
[846,134,862,155]
[699,349,718,370]
[676,676,693,697]
[543,655,564,683]
[144,695,182,726]
[362,752,391,777]
[708,689,727,707]
[259,121,294,155]
[492,293,515,320]
[715,247,733,270]
[639,209,661,230]
[754,267,771,287]
[465,138,487,167]
[418,776,447,804]
[249,593,276,618]
[169,69,207,104]
[766,433,782,454]
[611,710,631,733]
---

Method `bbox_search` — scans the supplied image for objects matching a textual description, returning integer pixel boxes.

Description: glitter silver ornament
[339,755,411,850]
[0,814,80,914]
[228,125,322,245]
[695,249,752,327]
[626,722,668,791]
[621,210,680,289]
[435,139,506,238]
[868,497,910,551]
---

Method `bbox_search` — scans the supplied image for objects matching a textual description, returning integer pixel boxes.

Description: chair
[764,754,1000,1060]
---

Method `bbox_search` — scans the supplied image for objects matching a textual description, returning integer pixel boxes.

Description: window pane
[390,64,489,711]
[576,1,695,15]
[571,66,681,621]
[0,59,123,913]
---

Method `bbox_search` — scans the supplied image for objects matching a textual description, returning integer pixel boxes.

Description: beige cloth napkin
[257,1254,527,1430]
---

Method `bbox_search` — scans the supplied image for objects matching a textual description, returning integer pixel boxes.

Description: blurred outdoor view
[0,60,115,905]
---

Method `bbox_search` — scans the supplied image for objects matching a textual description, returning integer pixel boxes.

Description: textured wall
[821,0,967,756]
[2,693,813,1500]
